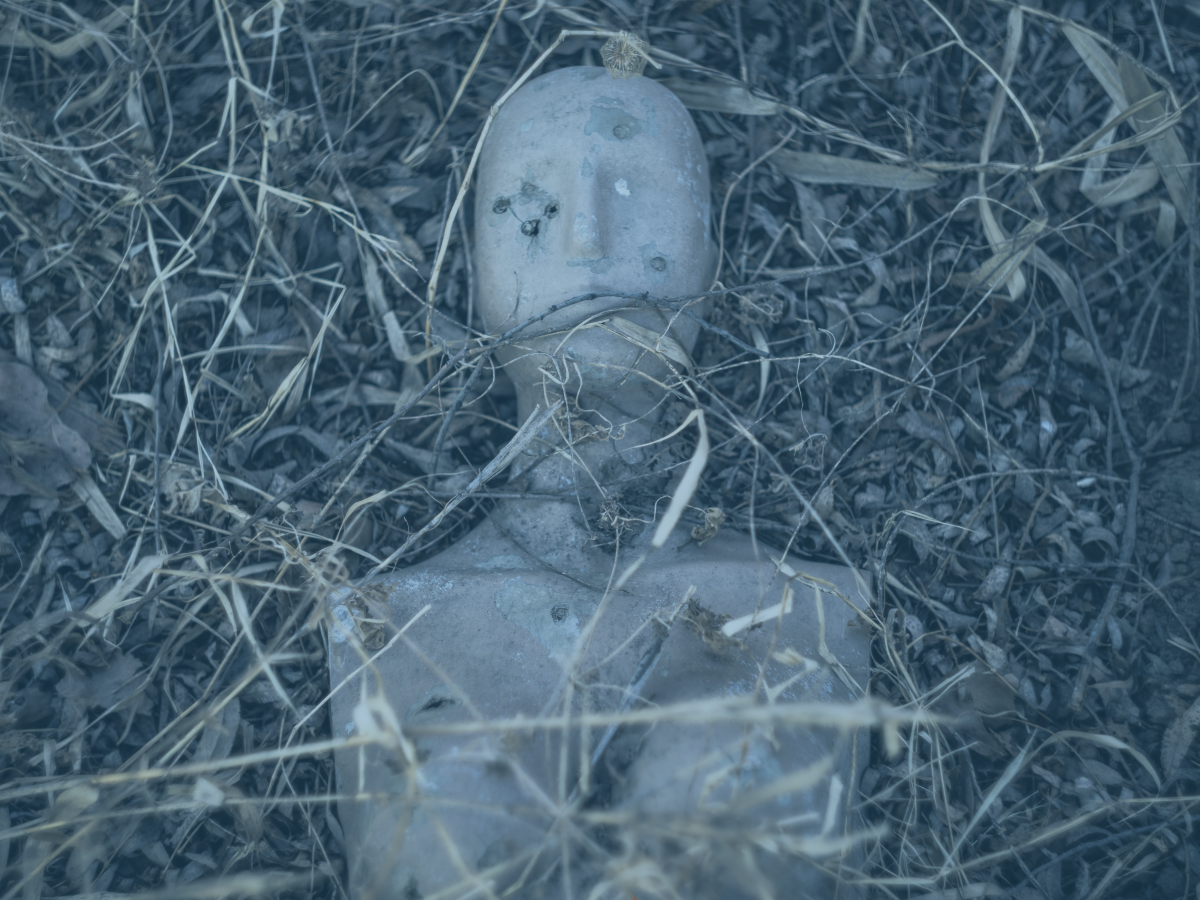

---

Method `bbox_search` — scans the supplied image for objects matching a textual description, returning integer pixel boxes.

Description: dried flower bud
[601,32,650,79]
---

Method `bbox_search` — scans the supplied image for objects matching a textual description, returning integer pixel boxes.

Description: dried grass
[0,0,1198,898]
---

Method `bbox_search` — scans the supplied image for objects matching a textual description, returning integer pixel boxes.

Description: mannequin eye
[521,219,540,237]
[492,198,510,214]
[544,202,559,218]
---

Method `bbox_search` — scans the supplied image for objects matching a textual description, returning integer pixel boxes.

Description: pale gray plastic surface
[472,66,713,426]
[328,67,872,900]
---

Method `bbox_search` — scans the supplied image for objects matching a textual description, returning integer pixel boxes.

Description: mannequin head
[474,67,714,423]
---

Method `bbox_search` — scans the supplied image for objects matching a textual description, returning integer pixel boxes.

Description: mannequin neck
[482,374,672,570]
[508,380,667,497]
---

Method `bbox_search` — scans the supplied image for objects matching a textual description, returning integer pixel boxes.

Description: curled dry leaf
[659,78,781,116]
[1062,22,1127,106]
[0,357,120,497]
[968,633,1008,672]
[595,316,695,370]
[1080,525,1120,556]
[1082,162,1159,207]
[896,409,956,455]
[1079,105,1160,208]
[194,697,241,764]
[690,507,726,544]
[1118,55,1195,235]
[0,277,24,313]
[994,322,1037,382]
[932,667,1016,759]
[973,564,1011,601]
[1162,693,1200,781]
[56,650,143,729]
[1061,327,1151,387]
[1156,200,1177,248]
[964,217,1046,296]
[1064,22,1194,235]
[773,148,937,191]
[0,6,131,59]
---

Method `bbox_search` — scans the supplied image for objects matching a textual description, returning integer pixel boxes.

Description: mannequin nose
[562,181,607,259]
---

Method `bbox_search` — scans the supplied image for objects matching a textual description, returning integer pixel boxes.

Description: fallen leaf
[0,355,120,497]
[596,316,694,370]
[1044,614,1082,640]
[969,633,1009,672]
[56,651,144,729]
[1080,525,1119,556]
[690,507,725,544]
[995,374,1034,409]
[1119,55,1195,234]
[974,564,1011,601]
[1162,693,1200,781]
[1062,22,1126,107]
[1061,327,1151,387]
[994,322,1037,381]
[1081,160,1160,207]
[965,217,1046,296]
[1079,105,1160,207]
[1080,758,1126,787]
[1156,200,1177,249]
[933,667,1017,759]
[194,698,241,764]
[773,148,938,191]
[658,78,781,116]
[897,409,956,455]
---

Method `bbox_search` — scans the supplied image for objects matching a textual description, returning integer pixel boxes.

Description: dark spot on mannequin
[521,218,540,237]
[492,197,510,214]
[550,605,568,622]
[419,694,458,712]
[403,876,422,899]
[640,242,673,280]
[585,103,657,142]
[484,759,511,777]
[545,201,559,218]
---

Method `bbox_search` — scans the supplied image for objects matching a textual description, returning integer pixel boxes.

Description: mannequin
[328,67,871,899]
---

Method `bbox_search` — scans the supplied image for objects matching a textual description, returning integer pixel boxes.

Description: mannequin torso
[329,498,868,899]
[327,66,872,900]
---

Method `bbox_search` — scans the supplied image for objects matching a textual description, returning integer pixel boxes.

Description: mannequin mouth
[517,308,694,370]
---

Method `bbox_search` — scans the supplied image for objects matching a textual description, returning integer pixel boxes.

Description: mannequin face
[474,67,713,414]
